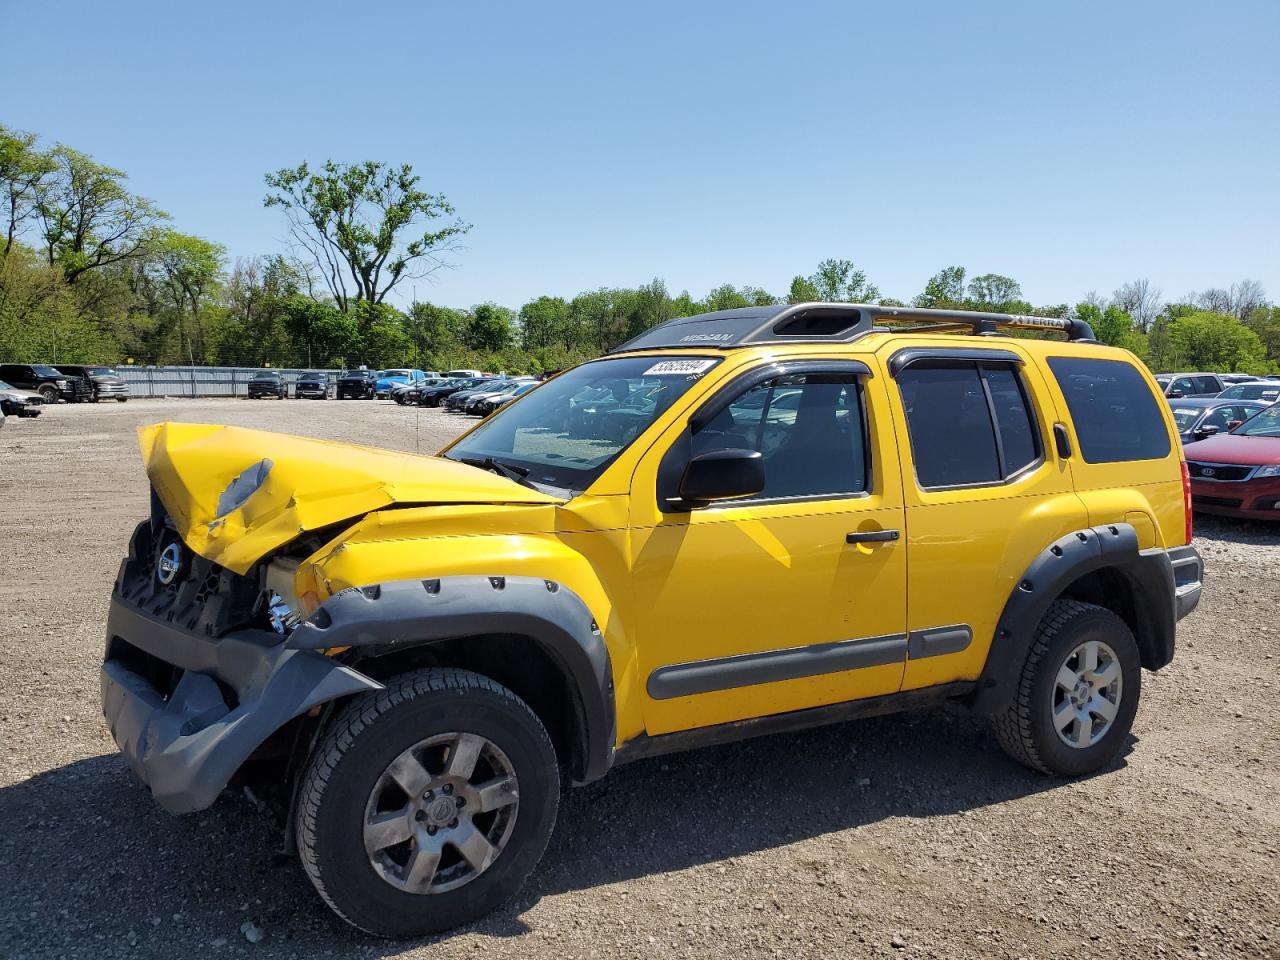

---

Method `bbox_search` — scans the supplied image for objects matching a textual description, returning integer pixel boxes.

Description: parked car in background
[392,375,444,405]
[1215,380,1280,403]
[55,364,130,402]
[293,372,330,400]
[1168,398,1268,444]
[1157,372,1227,398]
[247,371,287,399]
[0,379,44,418]
[446,378,508,412]
[461,379,533,414]
[1184,402,1280,520]
[0,363,94,403]
[472,379,539,416]
[375,368,426,398]
[419,377,492,408]
[336,369,378,400]
[1219,374,1258,385]
[444,368,482,378]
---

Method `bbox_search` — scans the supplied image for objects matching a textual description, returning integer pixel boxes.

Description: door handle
[846,529,900,544]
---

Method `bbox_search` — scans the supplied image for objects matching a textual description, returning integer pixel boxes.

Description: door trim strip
[646,633,907,700]
[907,624,973,659]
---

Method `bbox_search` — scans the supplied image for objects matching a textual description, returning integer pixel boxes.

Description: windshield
[384,369,412,378]
[1171,407,1203,430]
[0,380,13,390]
[88,366,116,375]
[1232,404,1280,437]
[1220,383,1280,401]
[445,355,721,491]
[33,365,63,377]
[253,372,280,380]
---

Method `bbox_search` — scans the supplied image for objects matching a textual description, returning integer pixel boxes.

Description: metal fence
[117,367,344,398]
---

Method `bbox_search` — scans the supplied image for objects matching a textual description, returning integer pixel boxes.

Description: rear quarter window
[1047,357,1171,463]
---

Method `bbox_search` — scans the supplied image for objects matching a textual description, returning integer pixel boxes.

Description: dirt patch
[0,399,1277,959]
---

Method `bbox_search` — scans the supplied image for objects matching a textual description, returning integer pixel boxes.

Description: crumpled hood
[139,422,562,574]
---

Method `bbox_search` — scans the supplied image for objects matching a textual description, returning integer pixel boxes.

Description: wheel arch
[971,523,1176,714]
[285,576,616,784]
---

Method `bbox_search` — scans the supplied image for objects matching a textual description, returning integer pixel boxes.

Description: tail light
[1181,459,1193,544]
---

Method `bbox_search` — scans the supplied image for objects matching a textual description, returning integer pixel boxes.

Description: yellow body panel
[141,333,1187,753]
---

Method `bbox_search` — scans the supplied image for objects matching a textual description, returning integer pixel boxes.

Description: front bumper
[94,381,130,398]
[1191,476,1280,520]
[101,596,381,814]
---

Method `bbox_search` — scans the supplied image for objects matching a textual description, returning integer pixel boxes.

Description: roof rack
[609,302,1096,353]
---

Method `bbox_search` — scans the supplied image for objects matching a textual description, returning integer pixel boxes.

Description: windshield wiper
[458,455,536,488]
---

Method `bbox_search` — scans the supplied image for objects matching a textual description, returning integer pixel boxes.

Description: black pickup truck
[0,363,94,403]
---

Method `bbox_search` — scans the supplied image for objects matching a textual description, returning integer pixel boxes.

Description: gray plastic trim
[647,633,907,700]
[907,625,973,659]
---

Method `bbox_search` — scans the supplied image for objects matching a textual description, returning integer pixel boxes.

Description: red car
[1184,402,1280,520]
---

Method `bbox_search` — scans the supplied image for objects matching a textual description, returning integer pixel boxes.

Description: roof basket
[609,302,1096,353]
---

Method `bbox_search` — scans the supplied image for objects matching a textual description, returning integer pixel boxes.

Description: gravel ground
[0,399,1277,960]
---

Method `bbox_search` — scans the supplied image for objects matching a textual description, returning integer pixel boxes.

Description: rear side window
[896,362,1041,488]
[1047,357,1171,463]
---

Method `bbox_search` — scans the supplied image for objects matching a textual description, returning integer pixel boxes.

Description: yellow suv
[101,303,1203,937]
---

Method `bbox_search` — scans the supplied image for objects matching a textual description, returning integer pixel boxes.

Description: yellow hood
[139,422,562,574]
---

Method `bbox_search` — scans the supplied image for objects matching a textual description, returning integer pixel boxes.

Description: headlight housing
[1254,464,1280,478]
[55,379,67,387]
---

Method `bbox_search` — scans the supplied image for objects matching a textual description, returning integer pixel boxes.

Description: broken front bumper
[101,597,381,815]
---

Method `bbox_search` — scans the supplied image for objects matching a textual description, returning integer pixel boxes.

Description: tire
[992,598,1141,777]
[37,384,59,402]
[117,398,127,403]
[295,667,560,938]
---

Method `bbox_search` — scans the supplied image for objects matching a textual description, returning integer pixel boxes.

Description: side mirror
[1227,420,1244,430]
[1196,424,1221,438]
[679,448,765,505]
[1168,389,1184,399]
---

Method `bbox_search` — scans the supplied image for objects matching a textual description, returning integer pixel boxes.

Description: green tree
[519,295,570,349]
[466,303,514,351]
[405,301,467,364]
[965,273,1024,311]
[144,230,225,363]
[913,266,966,308]
[264,160,470,312]
[1244,306,1280,363]
[1075,302,1137,348]
[281,295,358,367]
[0,125,55,257]
[1166,311,1266,372]
[36,145,167,283]
[791,259,879,303]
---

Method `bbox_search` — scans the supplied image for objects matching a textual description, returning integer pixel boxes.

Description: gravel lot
[1,399,1277,959]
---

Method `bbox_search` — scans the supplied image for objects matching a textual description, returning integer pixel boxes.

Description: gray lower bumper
[101,597,381,814]
[1169,544,1204,621]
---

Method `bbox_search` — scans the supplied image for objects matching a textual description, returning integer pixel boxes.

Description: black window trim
[893,356,1046,493]
[658,358,875,512]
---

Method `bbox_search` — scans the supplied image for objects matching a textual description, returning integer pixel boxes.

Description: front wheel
[38,384,59,402]
[295,668,559,938]
[992,599,1140,777]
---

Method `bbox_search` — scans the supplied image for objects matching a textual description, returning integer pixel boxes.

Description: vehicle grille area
[115,516,264,637]
[1186,462,1255,482]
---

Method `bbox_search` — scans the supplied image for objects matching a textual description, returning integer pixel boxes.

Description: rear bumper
[101,596,381,814]
[1168,544,1203,622]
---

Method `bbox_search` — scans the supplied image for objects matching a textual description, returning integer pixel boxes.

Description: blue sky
[3,0,1277,311]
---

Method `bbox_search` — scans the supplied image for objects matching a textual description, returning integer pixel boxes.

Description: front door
[628,359,908,736]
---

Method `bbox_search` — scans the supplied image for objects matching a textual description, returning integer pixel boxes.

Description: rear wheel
[992,599,1140,777]
[295,668,559,938]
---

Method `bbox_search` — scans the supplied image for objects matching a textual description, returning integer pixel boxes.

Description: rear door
[880,345,1088,693]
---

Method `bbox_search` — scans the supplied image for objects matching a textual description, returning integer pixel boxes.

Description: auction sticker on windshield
[642,359,718,377]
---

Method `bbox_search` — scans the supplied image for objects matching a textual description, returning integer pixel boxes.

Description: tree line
[2,123,1277,376]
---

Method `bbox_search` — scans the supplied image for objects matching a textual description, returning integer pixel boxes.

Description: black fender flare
[970,523,1177,714]
[288,575,616,782]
